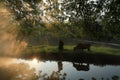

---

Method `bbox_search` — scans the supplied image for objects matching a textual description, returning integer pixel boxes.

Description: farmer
[58,40,64,51]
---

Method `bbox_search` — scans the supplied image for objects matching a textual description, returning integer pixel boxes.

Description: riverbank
[20,45,120,65]
[0,44,120,65]
[24,44,120,56]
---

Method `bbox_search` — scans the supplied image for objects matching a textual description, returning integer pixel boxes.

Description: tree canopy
[1,0,120,42]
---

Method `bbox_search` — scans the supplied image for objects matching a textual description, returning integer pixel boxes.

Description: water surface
[0,57,120,80]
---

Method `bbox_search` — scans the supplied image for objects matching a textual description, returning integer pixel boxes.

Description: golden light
[0,3,28,56]
[32,58,38,64]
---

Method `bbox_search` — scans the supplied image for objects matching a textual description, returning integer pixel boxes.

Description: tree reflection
[0,57,120,80]
[90,76,120,80]
[37,71,67,80]
[0,62,36,80]
[37,61,66,80]
[0,58,67,80]
[112,75,119,80]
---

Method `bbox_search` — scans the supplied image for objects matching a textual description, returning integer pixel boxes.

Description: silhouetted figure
[74,43,91,51]
[57,61,63,72]
[58,40,64,51]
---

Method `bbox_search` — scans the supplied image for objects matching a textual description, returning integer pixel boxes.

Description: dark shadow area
[21,51,120,66]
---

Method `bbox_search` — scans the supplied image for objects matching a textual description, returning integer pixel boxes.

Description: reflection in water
[72,62,89,71]
[0,57,120,80]
[0,60,36,80]
[58,61,63,72]
[39,71,67,80]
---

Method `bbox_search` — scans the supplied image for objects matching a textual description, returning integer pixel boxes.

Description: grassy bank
[24,45,120,56]
[91,46,120,55]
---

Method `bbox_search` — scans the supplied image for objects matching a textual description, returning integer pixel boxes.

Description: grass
[25,45,58,54]
[24,45,120,56]
[91,46,120,56]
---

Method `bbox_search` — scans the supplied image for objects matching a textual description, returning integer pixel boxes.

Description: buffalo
[74,43,91,51]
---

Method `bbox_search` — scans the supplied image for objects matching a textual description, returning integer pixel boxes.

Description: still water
[0,57,120,80]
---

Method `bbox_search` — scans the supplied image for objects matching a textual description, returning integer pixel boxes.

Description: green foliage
[2,0,120,42]
[4,0,45,36]
[101,0,120,41]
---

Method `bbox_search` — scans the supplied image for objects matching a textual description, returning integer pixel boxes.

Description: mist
[0,3,27,57]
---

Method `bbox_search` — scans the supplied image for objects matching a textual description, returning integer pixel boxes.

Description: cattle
[74,43,91,51]
[73,62,89,71]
